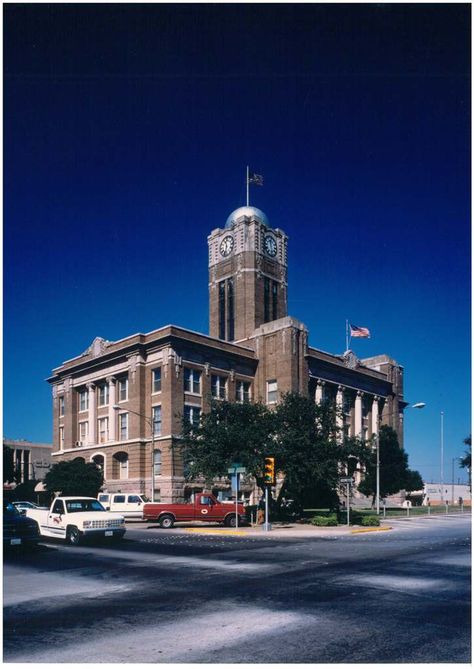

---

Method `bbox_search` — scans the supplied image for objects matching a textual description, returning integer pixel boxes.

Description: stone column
[355,391,363,438]
[336,386,344,436]
[371,396,379,437]
[315,380,325,404]
[353,392,364,485]
[108,377,117,441]
[87,383,96,445]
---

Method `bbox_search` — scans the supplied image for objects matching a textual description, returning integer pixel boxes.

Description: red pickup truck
[142,493,247,528]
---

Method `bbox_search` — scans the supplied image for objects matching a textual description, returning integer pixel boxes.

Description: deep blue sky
[4,4,471,484]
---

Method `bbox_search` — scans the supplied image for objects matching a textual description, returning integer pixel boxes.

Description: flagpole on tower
[246,165,249,207]
[345,320,349,352]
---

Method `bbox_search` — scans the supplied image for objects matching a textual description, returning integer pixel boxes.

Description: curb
[185,528,248,536]
[351,526,392,534]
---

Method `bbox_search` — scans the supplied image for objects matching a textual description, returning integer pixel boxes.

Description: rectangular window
[152,368,162,393]
[236,380,251,403]
[152,406,162,436]
[98,383,109,406]
[113,495,126,503]
[184,368,201,394]
[184,405,201,426]
[59,396,65,417]
[79,421,88,441]
[219,280,226,340]
[264,277,270,322]
[59,426,64,450]
[119,459,128,480]
[79,389,89,412]
[118,377,128,401]
[119,413,128,440]
[23,451,30,483]
[227,278,234,341]
[211,374,227,399]
[272,281,278,321]
[98,417,109,444]
[267,380,278,404]
[153,450,162,477]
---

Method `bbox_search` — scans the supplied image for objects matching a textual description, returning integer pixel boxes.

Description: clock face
[220,235,234,257]
[264,235,277,257]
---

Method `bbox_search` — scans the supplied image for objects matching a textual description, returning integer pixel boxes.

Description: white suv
[97,493,149,519]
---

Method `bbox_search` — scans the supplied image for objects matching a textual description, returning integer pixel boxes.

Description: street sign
[228,465,246,474]
[231,473,240,491]
[340,477,353,484]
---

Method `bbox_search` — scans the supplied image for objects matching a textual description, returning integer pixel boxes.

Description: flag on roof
[248,172,263,186]
[350,324,371,338]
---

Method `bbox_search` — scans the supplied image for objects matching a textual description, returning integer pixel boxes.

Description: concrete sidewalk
[136,521,393,538]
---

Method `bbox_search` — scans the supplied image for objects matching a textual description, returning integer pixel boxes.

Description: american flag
[248,172,263,186]
[350,324,371,338]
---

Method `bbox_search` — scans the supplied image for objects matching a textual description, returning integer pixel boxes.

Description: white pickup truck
[25,496,126,545]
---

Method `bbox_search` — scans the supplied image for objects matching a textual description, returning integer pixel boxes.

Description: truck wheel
[159,514,174,529]
[225,515,238,528]
[67,526,81,545]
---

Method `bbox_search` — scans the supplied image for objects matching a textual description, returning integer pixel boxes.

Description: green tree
[403,469,424,493]
[44,459,104,497]
[180,392,372,510]
[272,393,370,508]
[180,399,276,490]
[358,425,423,504]
[460,435,471,491]
[3,444,15,484]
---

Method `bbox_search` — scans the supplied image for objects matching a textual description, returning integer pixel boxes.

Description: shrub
[361,515,380,527]
[311,514,338,527]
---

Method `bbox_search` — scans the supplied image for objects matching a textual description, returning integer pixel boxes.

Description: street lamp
[113,404,156,502]
[376,401,425,515]
[440,411,444,503]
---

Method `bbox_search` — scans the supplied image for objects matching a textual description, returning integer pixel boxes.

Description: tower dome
[225,206,269,229]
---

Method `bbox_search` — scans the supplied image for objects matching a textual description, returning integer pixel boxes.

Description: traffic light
[263,456,275,485]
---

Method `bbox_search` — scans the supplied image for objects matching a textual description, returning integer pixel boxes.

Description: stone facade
[48,205,405,502]
[3,439,53,484]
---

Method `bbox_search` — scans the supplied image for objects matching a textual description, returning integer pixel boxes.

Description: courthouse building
[48,205,405,502]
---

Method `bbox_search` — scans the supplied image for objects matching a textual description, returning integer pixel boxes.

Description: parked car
[97,493,149,519]
[143,492,247,528]
[3,501,40,550]
[25,497,126,545]
[12,501,48,514]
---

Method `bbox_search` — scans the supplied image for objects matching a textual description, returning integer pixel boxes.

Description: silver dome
[225,206,269,229]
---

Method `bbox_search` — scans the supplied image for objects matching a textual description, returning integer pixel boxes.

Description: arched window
[153,450,162,477]
[91,454,105,476]
[113,452,129,480]
[73,457,85,464]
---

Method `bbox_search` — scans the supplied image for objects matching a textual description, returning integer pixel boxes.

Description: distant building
[3,438,52,486]
[422,482,471,506]
[48,204,406,503]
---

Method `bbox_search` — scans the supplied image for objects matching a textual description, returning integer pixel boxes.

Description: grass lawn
[303,506,469,519]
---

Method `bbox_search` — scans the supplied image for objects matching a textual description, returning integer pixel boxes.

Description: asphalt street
[3,514,471,663]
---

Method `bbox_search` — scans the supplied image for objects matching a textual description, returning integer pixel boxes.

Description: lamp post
[113,404,155,502]
[440,411,444,503]
[376,401,425,515]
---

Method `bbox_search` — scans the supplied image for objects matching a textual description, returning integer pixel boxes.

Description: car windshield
[3,502,20,517]
[65,500,106,513]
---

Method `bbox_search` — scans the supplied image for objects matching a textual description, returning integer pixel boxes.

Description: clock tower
[208,206,288,342]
